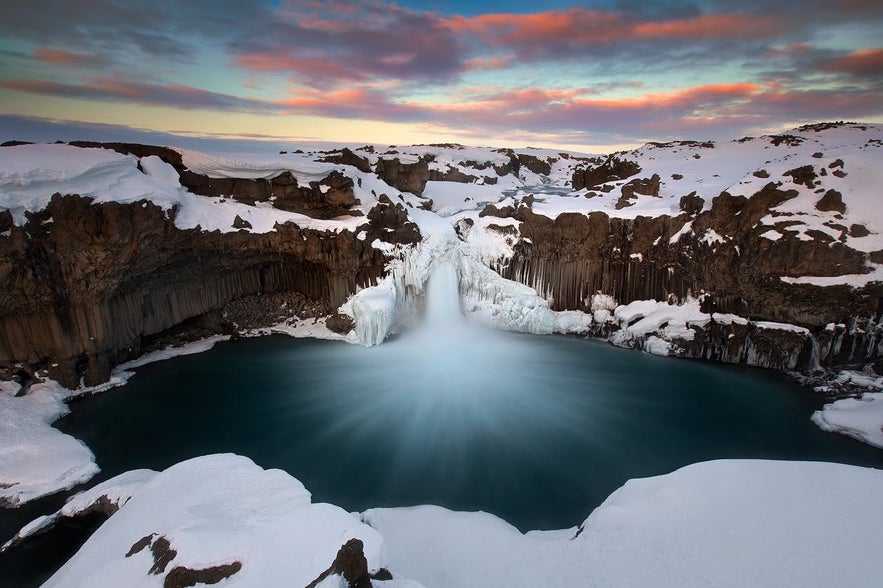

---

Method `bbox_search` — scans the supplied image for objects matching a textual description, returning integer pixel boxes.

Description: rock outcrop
[0,194,393,387]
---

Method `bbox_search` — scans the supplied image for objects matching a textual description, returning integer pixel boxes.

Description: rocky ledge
[1,124,882,389]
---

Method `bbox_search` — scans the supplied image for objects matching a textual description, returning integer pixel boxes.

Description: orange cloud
[34,48,101,66]
[447,8,778,48]
[819,48,883,76]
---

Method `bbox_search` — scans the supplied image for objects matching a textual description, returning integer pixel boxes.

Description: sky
[0,0,882,152]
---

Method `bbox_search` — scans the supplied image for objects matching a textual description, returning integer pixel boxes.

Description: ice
[812,392,883,448]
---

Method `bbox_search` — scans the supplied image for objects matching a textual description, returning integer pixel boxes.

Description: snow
[422,179,512,216]
[26,456,883,588]
[0,336,231,506]
[365,459,883,588]
[2,469,157,551]
[0,143,364,234]
[781,264,883,288]
[0,379,98,506]
[812,392,883,449]
[42,454,387,588]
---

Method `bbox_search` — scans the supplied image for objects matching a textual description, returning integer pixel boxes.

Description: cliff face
[0,193,401,387]
[2,125,882,386]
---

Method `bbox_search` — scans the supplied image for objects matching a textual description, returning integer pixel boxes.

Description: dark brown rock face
[374,157,431,196]
[69,142,360,219]
[306,538,372,588]
[319,148,372,173]
[482,182,883,369]
[572,157,642,190]
[0,194,394,387]
[816,189,846,213]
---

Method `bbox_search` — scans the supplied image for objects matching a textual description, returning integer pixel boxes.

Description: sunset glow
[1,0,881,151]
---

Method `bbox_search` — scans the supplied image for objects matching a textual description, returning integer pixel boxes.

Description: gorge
[1,122,883,587]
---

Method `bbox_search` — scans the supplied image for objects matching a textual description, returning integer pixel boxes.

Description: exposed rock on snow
[40,454,389,588]
[1,123,882,388]
[30,456,883,588]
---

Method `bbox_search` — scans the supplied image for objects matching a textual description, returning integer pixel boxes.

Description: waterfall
[423,262,462,330]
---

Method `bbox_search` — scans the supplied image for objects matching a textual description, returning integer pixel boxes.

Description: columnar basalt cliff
[1,124,882,387]
[0,192,411,387]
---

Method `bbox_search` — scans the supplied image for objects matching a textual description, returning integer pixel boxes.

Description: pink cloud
[447,9,779,51]
[34,48,101,66]
[818,48,883,76]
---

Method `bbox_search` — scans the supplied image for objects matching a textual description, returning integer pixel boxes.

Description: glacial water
[2,264,882,586]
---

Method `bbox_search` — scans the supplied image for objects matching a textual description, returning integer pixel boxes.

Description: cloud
[446,8,780,61]
[34,48,103,66]
[0,78,280,114]
[818,48,883,76]
[232,1,464,86]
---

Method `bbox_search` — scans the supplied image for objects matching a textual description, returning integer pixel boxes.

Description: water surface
[55,331,883,531]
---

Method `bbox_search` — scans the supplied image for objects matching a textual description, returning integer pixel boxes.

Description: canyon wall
[0,192,407,387]
[2,130,882,387]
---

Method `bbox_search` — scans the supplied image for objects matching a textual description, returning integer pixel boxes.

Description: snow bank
[26,457,883,587]
[366,460,883,588]
[812,392,883,448]
[0,143,364,234]
[0,380,98,506]
[0,336,231,506]
[2,468,157,550]
[43,454,387,588]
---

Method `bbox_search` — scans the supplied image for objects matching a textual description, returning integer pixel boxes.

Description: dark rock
[326,313,355,334]
[752,169,769,178]
[832,169,847,178]
[679,192,704,215]
[671,173,683,180]
[371,568,394,581]
[320,148,372,173]
[769,134,804,147]
[783,165,817,188]
[127,535,155,557]
[1,140,33,147]
[231,215,252,230]
[0,209,12,233]
[374,157,431,196]
[360,202,421,245]
[572,157,641,191]
[479,204,515,218]
[164,562,242,588]
[620,174,661,199]
[828,159,844,169]
[67,142,360,219]
[0,194,388,387]
[850,223,870,238]
[516,153,553,176]
[307,538,372,588]
[815,189,846,214]
[149,537,177,574]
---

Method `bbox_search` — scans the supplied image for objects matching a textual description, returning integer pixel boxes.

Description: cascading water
[420,261,463,332]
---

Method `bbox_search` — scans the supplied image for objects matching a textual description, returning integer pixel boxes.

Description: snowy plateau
[1,122,883,586]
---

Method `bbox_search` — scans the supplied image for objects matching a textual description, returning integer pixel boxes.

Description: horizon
[1,1,882,152]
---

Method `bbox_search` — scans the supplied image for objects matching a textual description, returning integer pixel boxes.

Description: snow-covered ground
[0,337,230,505]
[24,455,883,588]
[0,379,98,507]
[2,124,882,504]
[40,454,390,588]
